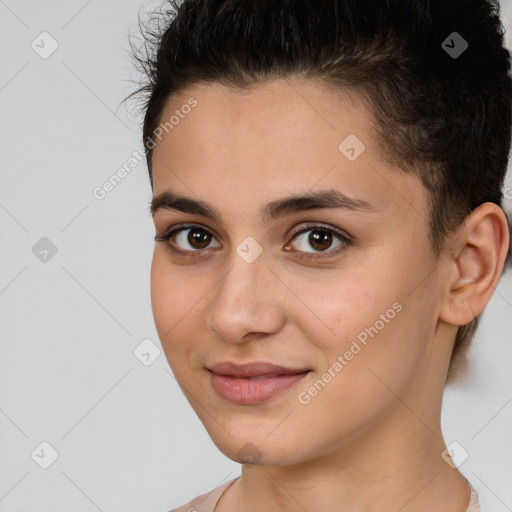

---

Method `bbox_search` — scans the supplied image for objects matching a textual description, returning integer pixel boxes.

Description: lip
[207,361,311,378]
[207,361,312,405]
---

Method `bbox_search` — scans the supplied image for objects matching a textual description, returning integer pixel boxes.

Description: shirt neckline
[213,476,481,511]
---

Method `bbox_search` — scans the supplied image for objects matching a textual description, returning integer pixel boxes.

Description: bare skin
[149,79,509,511]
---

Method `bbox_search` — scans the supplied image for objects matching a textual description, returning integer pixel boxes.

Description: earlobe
[439,202,510,327]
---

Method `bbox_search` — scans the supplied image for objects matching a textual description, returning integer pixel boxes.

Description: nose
[206,250,287,344]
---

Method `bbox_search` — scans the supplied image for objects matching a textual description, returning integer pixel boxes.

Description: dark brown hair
[128,0,512,381]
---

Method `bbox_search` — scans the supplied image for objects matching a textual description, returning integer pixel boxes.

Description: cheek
[149,251,202,368]
[288,256,435,378]
[150,249,208,330]
[286,266,390,351]
[286,283,432,439]
[150,251,177,334]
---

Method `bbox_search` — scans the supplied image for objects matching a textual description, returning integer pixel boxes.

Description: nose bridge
[208,249,284,342]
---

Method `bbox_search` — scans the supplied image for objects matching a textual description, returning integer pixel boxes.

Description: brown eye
[154,225,221,254]
[308,230,333,251]
[286,225,350,257]
[188,228,212,249]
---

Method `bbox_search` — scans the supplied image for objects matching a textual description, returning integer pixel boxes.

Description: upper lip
[207,361,311,378]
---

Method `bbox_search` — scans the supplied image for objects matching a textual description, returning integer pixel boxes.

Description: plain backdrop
[0,1,511,511]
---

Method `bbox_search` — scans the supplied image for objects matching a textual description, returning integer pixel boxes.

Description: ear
[439,202,510,327]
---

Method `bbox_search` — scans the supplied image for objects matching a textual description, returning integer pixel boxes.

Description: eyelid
[284,223,351,259]
[288,222,351,243]
[155,222,221,243]
[154,223,221,255]
[155,222,351,258]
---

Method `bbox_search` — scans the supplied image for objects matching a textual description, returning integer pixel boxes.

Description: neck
[224,408,471,512]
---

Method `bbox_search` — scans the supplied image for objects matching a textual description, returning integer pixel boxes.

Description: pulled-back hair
[128,0,512,381]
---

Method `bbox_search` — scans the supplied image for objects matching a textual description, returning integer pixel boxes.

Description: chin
[204,422,306,466]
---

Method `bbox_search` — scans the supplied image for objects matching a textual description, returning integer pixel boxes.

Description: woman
[129,0,511,510]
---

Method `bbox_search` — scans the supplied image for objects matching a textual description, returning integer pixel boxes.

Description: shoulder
[167,477,240,512]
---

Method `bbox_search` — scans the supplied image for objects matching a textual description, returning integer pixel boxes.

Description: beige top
[170,476,482,512]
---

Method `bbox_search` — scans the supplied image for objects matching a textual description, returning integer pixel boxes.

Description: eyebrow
[150,189,375,221]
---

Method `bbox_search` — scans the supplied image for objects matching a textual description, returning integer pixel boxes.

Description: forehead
[151,79,428,222]
[153,79,372,166]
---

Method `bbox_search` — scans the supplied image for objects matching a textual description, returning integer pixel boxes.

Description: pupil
[309,230,332,251]
[188,229,211,249]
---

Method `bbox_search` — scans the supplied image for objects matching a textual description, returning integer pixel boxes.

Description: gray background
[0,1,511,510]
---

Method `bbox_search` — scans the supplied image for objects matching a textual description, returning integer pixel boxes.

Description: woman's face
[150,79,449,466]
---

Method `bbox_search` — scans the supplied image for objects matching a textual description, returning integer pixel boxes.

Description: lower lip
[209,371,311,405]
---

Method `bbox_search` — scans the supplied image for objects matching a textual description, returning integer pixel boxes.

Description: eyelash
[154,223,351,261]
